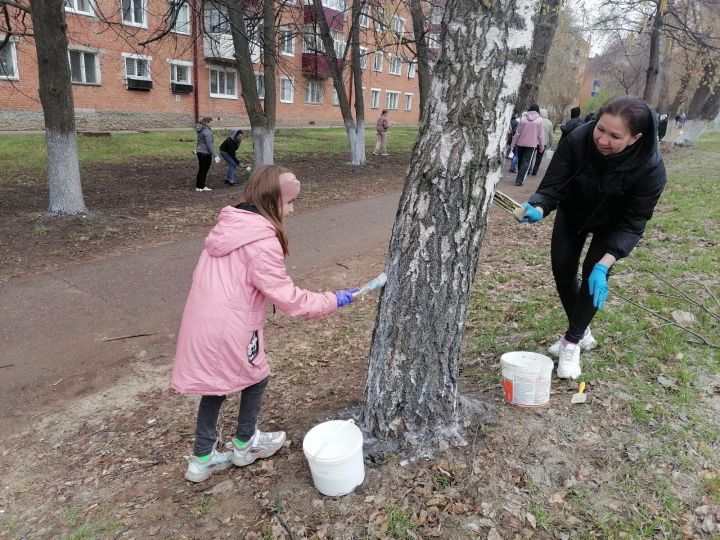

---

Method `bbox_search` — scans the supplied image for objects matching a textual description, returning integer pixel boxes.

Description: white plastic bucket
[302,419,365,497]
[501,351,553,407]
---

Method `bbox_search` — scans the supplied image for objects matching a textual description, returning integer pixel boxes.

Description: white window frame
[408,60,416,79]
[331,88,339,106]
[123,52,152,81]
[404,92,413,111]
[204,6,229,34]
[68,49,100,85]
[279,26,295,56]
[255,72,265,99]
[208,66,237,99]
[303,0,344,9]
[386,90,399,110]
[331,30,345,59]
[0,39,19,81]
[376,7,385,32]
[280,76,294,103]
[170,0,190,35]
[428,32,440,50]
[65,0,94,16]
[388,54,401,76]
[370,87,381,109]
[359,46,368,70]
[430,6,443,25]
[121,0,147,28]
[358,4,370,28]
[391,16,404,37]
[302,24,324,54]
[169,59,192,84]
[305,80,324,104]
[372,51,383,72]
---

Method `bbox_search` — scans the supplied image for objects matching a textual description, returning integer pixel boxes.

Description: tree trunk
[409,0,432,122]
[668,71,691,117]
[642,2,664,103]
[515,0,562,112]
[227,0,275,165]
[346,120,365,164]
[675,56,719,147]
[361,0,540,441]
[29,0,87,215]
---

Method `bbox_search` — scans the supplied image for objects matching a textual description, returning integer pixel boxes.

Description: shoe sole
[231,433,286,467]
[184,461,232,483]
[557,368,581,380]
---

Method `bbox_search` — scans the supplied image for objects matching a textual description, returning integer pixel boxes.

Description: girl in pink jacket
[172,165,358,482]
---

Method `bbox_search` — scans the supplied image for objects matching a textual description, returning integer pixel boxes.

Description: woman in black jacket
[518,96,666,379]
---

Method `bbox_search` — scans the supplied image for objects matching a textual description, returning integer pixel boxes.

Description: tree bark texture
[515,0,562,112]
[409,0,432,122]
[642,2,664,103]
[362,0,540,440]
[29,0,87,215]
[675,56,719,147]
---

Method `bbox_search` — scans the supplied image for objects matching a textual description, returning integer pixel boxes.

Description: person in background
[172,165,359,482]
[517,96,666,380]
[657,114,669,141]
[508,112,519,173]
[195,116,220,192]
[558,106,584,146]
[373,110,391,156]
[509,104,545,186]
[584,111,597,123]
[531,108,554,176]
[220,129,244,186]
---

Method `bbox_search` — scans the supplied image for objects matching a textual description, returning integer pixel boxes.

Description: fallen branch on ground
[102,333,157,342]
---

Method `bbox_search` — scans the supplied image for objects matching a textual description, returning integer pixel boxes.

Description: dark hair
[241,165,291,256]
[570,106,581,118]
[200,116,213,125]
[381,109,388,115]
[528,103,540,113]
[598,96,650,136]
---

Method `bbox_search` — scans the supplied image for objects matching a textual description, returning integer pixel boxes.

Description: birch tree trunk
[515,0,561,112]
[30,0,87,215]
[362,0,540,440]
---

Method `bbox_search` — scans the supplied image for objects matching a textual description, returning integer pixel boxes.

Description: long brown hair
[598,96,651,136]
[241,165,291,256]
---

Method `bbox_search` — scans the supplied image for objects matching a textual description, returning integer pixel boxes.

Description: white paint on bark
[346,120,366,165]
[46,130,87,215]
[674,119,709,147]
[252,127,275,165]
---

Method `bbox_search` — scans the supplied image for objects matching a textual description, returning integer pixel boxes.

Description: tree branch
[0,0,30,13]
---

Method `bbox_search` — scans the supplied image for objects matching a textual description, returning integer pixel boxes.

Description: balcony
[302,53,343,79]
[203,33,260,63]
[303,4,343,31]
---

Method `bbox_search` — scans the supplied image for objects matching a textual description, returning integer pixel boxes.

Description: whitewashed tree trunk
[347,120,366,165]
[252,127,275,165]
[46,131,85,214]
[674,58,719,147]
[674,119,710,147]
[362,0,540,440]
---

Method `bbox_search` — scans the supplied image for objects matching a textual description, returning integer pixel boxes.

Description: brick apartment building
[0,0,439,131]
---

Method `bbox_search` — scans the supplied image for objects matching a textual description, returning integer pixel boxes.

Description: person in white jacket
[531,108,554,176]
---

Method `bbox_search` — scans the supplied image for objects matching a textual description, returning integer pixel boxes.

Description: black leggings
[551,209,612,343]
[196,152,212,189]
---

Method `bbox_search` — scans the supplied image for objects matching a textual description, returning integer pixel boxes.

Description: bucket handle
[309,419,355,460]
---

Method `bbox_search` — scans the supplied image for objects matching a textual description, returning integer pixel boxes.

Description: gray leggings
[193,376,269,456]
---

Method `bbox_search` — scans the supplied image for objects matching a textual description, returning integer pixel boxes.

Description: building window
[359,46,368,70]
[204,6,229,33]
[428,33,440,50]
[280,27,295,56]
[255,73,265,99]
[331,30,345,59]
[69,50,99,84]
[359,4,370,28]
[305,80,323,104]
[386,90,399,110]
[370,88,380,109]
[170,0,190,34]
[170,60,192,84]
[65,0,93,16]
[404,93,413,111]
[302,24,324,53]
[0,41,19,80]
[124,54,151,80]
[280,76,294,103]
[391,16,404,37]
[303,0,345,9]
[408,60,416,79]
[373,51,383,72]
[209,67,237,98]
[332,88,339,106]
[431,6,443,25]
[375,7,385,32]
[389,54,401,76]
[122,0,146,27]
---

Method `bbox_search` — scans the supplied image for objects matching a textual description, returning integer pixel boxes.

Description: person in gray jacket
[195,116,220,192]
[531,107,554,175]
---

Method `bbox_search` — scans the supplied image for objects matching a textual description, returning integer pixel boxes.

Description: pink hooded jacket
[171,206,337,395]
[511,110,546,151]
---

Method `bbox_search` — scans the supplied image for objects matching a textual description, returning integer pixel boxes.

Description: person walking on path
[195,116,220,192]
[516,96,666,380]
[657,114,669,141]
[510,104,545,186]
[172,165,359,483]
[531,107,554,176]
[507,112,519,173]
[219,129,245,186]
[373,110,390,156]
[558,106,584,146]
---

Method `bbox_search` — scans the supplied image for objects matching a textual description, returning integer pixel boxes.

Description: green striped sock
[234,438,248,447]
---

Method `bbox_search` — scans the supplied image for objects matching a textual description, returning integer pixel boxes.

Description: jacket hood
[228,129,241,139]
[524,111,541,122]
[540,108,549,119]
[196,124,212,133]
[204,206,277,257]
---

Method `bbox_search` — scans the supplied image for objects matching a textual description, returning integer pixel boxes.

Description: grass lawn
[0,127,419,179]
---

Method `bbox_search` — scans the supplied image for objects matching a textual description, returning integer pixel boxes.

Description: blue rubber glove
[519,202,543,223]
[588,263,609,309]
[335,288,360,308]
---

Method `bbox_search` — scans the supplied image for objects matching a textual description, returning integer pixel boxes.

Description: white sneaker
[548,328,597,357]
[557,340,582,380]
[372,151,378,155]
[230,429,286,467]
[202,186,212,191]
[381,153,389,156]
[184,444,232,483]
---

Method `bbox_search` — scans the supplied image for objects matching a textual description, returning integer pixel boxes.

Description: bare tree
[362,0,541,441]
[0,0,87,215]
[675,52,720,146]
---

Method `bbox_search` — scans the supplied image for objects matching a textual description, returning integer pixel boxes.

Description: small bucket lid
[500,351,553,375]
